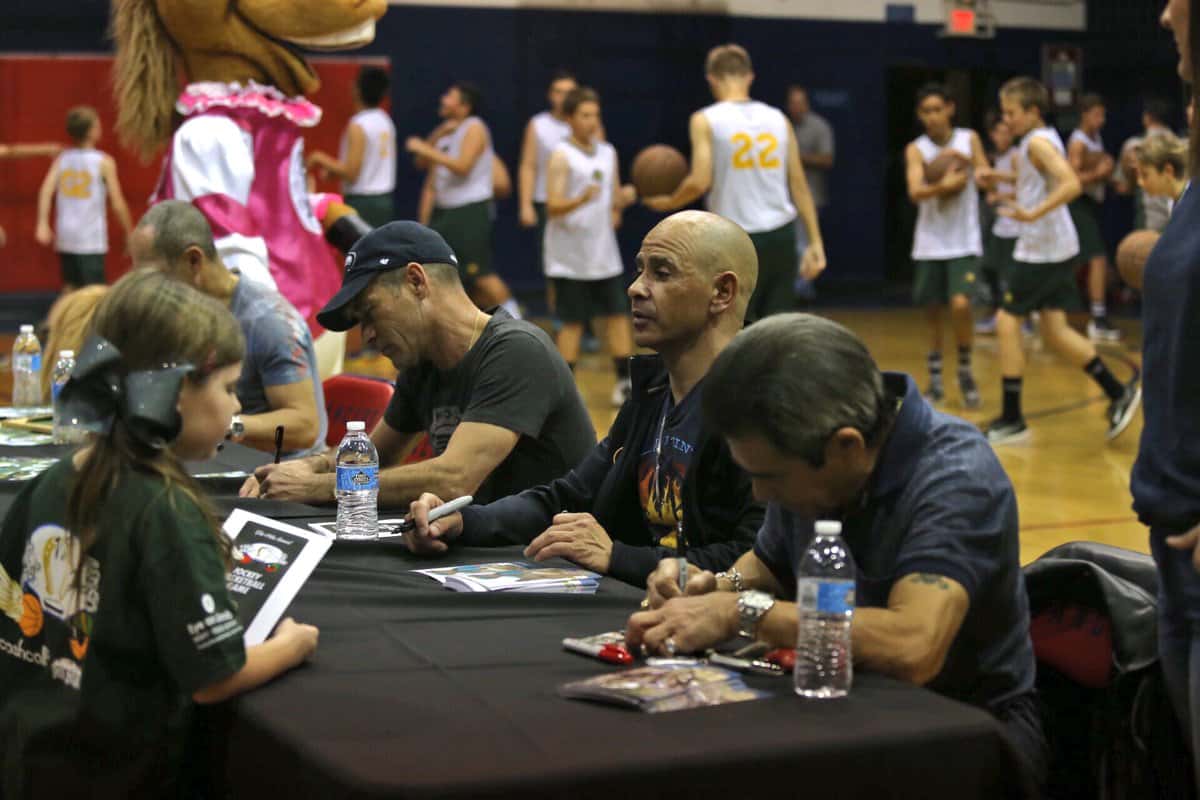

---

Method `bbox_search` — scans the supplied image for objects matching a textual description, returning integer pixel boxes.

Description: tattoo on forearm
[909,573,951,590]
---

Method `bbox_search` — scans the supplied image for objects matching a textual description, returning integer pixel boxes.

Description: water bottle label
[51,380,66,402]
[336,465,378,492]
[29,354,41,374]
[798,579,855,614]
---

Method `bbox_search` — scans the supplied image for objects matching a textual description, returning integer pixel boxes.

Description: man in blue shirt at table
[626,313,1047,790]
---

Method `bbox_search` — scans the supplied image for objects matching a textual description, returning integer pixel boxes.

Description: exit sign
[948,7,977,34]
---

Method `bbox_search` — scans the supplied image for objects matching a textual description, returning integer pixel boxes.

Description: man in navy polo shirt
[627,313,1045,788]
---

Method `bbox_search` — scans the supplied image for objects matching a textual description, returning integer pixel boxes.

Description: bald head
[647,210,758,320]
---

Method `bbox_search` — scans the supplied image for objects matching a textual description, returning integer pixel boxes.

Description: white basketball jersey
[910,129,982,260]
[433,116,494,209]
[342,108,396,195]
[1069,128,1107,203]
[54,149,107,255]
[531,111,571,204]
[991,148,1021,240]
[702,100,796,233]
[543,140,623,281]
[1013,127,1080,264]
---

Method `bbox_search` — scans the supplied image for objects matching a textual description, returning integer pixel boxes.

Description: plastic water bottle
[794,520,856,699]
[335,421,379,539]
[51,350,78,444]
[11,325,43,408]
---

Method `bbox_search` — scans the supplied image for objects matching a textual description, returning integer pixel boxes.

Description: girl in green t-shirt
[0,269,319,797]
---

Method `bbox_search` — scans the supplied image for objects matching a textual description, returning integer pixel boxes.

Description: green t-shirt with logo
[0,459,246,797]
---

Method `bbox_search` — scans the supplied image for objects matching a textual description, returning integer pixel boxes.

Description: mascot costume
[110,0,385,374]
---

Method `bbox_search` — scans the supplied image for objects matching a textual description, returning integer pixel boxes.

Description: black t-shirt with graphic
[636,384,703,549]
[0,460,246,797]
[383,309,596,505]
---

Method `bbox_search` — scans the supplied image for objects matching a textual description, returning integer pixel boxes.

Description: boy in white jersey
[544,87,638,405]
[1066,93,1120,342]
[307,66,396,229]
[984,77,1140,445]
[407,82,520,317]
[518,71,577,233]
[904,84,991,408]
[35,107,131,290]
[642,44,825,320]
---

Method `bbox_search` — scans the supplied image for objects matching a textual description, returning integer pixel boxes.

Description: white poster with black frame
[222,509,333,645]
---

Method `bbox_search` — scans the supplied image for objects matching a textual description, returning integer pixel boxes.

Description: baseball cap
[316,220,459,331]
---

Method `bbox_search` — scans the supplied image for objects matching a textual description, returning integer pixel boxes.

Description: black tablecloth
[209,525,1028,800]
[0,442,270,518]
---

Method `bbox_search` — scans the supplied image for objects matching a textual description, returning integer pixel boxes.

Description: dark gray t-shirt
[383,309,596,504]
[229,276,327,456]
[753,373,1035,711]
[793,111,834,208]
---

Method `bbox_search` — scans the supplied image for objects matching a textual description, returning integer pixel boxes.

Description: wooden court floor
[3,306,1148,565]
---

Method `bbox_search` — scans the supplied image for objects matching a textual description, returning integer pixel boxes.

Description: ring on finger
[664,636,677,656]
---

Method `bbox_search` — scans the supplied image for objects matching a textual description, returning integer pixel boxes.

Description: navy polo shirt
[1132,183,1200,533]
[754,372,1036,711]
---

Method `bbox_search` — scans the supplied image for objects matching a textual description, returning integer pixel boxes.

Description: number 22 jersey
[701,100,797,234]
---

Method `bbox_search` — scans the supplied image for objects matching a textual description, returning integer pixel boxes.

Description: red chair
[322,375,395,447]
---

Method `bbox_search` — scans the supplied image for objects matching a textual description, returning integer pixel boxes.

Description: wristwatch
[227,414,245,442]
[736,590,776,640]
[715,568,746,593]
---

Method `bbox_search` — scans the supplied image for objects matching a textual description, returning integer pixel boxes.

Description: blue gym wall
[1,0,1180,294]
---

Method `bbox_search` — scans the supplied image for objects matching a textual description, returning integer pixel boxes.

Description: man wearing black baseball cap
[242,221,596,508]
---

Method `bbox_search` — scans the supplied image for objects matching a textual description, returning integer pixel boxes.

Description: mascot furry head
[112,0,386,159]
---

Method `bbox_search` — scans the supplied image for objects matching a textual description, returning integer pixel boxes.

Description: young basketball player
[307,66,397,229]
[642,44,825,321]
[544,87,637,405]
[977,111,1020,335]
[904,84,991,408]
[35,107,132,290]
[1135,130,1189,206]
[985,77,1140,445]
[1067,93,1120,342]
[406,82,521,318]
[518,71,578,233]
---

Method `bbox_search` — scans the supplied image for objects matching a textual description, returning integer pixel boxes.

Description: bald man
[403,210,765,587]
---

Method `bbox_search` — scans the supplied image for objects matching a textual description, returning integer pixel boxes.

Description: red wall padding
[0,54,388,293]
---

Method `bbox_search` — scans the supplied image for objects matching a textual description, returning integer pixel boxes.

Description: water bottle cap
[18,325,33,333]
[814,520,842,536]
[59,350,74,359]
[346,421,366,432]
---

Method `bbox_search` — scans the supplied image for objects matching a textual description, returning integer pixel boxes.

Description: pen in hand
[676,518,688,593]
[273,425,285,464]
[395,495,474,534]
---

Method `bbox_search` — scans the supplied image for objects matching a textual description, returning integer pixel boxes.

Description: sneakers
[611,377,632,408]
[974,315,997,335]
[1088,317,1123,343]
[924,378,945,404]
[1106,379,1142,441]
[985,417,1031,445]
[958,370,981,410]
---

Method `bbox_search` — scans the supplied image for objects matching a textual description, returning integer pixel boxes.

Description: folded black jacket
[459,354,764,586]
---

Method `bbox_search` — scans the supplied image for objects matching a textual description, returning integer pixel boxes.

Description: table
[208,519,1029,800]
[0,441,269,518]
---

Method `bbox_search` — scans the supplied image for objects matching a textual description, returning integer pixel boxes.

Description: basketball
[1081,150,1111,173]
[631,144,688,197]
[924,150,970,186]
[1116,229,1160,289]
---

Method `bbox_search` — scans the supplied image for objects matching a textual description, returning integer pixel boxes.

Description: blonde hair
[705,44,753,79]
[1000,77,1049,116]
[110,0,180,160]
[41,286,108,400]
[1136,131,1189,177]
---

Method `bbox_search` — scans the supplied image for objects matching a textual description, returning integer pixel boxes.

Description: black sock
[1002,377,1023,422]
[1085,356,1124,400]
[928,351,943,381]
[957,345,972,371]
[613,357,630,380]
